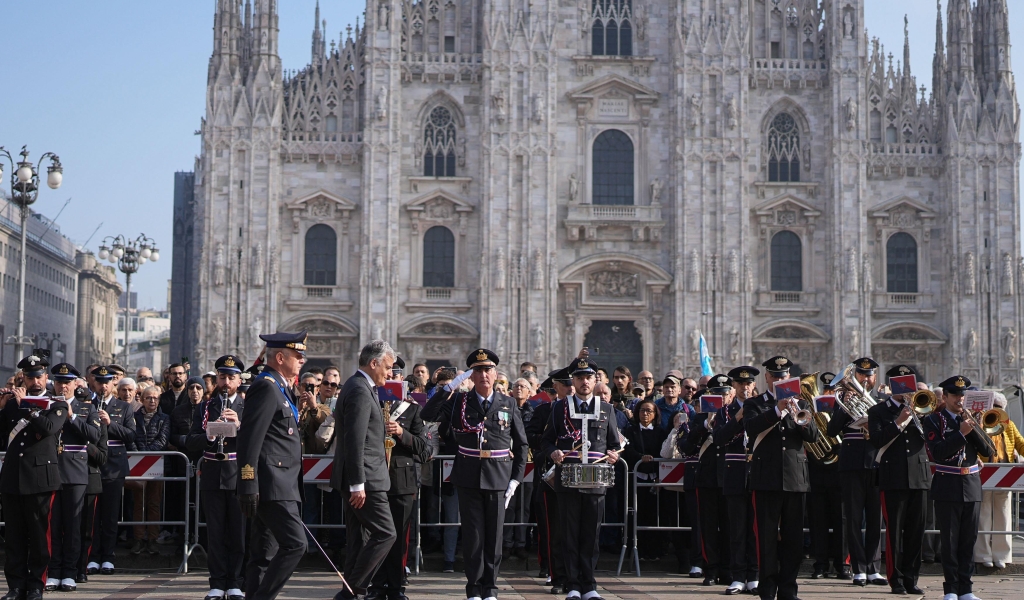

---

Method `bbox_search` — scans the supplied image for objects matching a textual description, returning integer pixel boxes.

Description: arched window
[886,232,918,293]
[424,106,457,177]
[592,0,632,56]
[770,231,802,291]
[304,224,337,286]
[423,226,455,288]
[767,113,801,182]
[592,130,634,206]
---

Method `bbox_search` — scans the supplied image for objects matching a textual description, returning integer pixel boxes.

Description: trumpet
[981,407,1010,436]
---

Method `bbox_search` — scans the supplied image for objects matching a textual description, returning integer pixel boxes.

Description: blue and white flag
[698,330,714,377]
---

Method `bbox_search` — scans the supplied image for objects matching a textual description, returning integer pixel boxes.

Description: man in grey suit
[331,340,398,600]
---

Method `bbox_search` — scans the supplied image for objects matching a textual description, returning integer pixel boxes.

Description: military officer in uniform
[743,356,820,600]
[541,357,621,600]
[0,352,69,600]
[435,349,528,600]
[923,376,992,600]
[87,365,137,575]
[236,332,308,600]
[806,373,846,581]
[367,366,431,600]
[78,383,108,585]
[681,374,729,588]
[867,364,931,595]
[45,363,100,593]
[827,360,883,586]
[714,367,759,595]
[188,355,247,600]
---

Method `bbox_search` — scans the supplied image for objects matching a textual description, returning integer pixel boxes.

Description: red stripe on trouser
[880,491,893,581]
[753,491,761,569]
[42,491,57,584]
[697,489,709,565]
[402,519,411,568]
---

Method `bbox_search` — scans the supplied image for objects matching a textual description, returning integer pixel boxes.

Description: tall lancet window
[592,0,633,57]
[423,106,457,177]
[767,113,801,182]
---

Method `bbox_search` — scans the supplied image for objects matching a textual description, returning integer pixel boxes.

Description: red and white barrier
[128,454,164,479]
[981,464,1024,490]
[302,457,334,482]
[524,462,534,483]
[658,460,685,485]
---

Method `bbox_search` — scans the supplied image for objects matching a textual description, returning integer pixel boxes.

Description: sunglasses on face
[683,385,697,391]
[322,381,340,389]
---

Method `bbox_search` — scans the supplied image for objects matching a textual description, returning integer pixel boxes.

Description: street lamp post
[0,146,64,361]
[98,234,159,368]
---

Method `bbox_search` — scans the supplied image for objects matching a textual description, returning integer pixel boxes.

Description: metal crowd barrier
[629,458,691,577]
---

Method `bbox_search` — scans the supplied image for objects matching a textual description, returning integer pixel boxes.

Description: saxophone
[383,400,396,467]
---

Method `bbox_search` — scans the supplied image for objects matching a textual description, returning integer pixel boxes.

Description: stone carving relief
[211,316,225,356]
[377,0,390,31]
[890,208,914,228]
[587,271,638,299]
[1003,253,1015,296]
[389,254,399,287]
[269,245,279,285]
[686,249,701,292]
[248,317,263,356]
[705,253,719,292]
[966,329,979,364]
[371,320,383,341]
[688,94,702,131]
[413,323,464,336]
[492,90,506,123]
[579,2,590,36]
[251,243,265,288]
[495,323,507,358]
[844,248,859,293]
[494,248,506,290]
[690,328,701,362]
[568,173,579,203]
[531,93,544,123]
[214,242,226,287]
[650,178,663,204]
[424,341,451,355]
[844,97,857,131]
[375,86,388,121]
[531,323,545,361]
[729,327,740,363]
[964,251,976,294]
[308,198,331,218]
[532,249,544,291]
[726,94,737,130]
[425,199,452,220]
[1004,328,1018,366]
[634,4,646,40]
[742,255,753,292]
[849,329,860,361]
[725,250,739,293]
[862,253,874,292]
[776,210,797,225]
[372,246,385,288]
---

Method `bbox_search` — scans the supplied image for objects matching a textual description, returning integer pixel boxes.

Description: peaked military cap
[215,354,244,374]
[853,357,879,375]
[819,372,837,388]
[728,366,760,383]
[885,364,917,379]
[707,374,733,393]
[548,366,572,384]
[18,352,50,376]
[259,330,307,352]
[568,356,599,376]
[761,356,793,377]
[50,363,81,382]
[90,365,114,382]
[107,364,126,376]
[467,348,498,368]
[393,356,406,372]
[938,375,971,396]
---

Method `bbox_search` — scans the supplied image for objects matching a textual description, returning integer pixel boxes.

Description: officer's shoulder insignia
[56,409,63,416]
[241,464,255,480]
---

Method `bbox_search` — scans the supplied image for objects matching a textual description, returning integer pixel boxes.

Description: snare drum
[560,463,615,489]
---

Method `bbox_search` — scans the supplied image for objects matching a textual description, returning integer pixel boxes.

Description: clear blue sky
[0,1,1019,310]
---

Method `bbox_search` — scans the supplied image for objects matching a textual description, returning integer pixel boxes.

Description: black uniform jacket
[187,393,245,491]
[867,397,931,491]
[92,396,137,480]
[526,400,557,488]
[57,399,101,486]
[437,388,528,491]
[330,372,391,494]
[742,391,819,493]
[713,402,749,495]
[540,396,620,495]
[827,407,878,471]
[679,413,720,488]
[386,400,431,496]
[236,369,302,502]
[923,410,993,502]
[0,395,69,494]
[169,399,204,463]
[86,422,109,495]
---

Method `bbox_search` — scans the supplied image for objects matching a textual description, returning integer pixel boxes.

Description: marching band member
[867,364,930,595]
[1,352,69,600]
[187,355,246,600]
[46,364,100,593]
[435,349,528,600]
[924,376,993,600]
[743,356,819,600]
[715,367,759,595]
[827,360,882,585]
[542,357,620,600]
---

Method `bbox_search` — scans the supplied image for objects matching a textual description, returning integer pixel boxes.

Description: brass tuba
[797,372,840,465]
[981,407,1010,436]
[829,364,878,426]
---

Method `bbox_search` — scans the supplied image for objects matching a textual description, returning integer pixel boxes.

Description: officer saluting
[541,356,621,600]
[236,332,308,600]
[46,363,100,593]
[435,349,528,600]
[743,356,819,600]
[0,352,69,600]
[187,355,247,600]
[923,376,993,600]
[867,364,930,595]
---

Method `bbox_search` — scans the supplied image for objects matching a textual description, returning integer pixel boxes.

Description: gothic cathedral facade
[185,0,1022,385]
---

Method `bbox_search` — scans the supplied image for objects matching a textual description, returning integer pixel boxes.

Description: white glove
[504,480,520,509]
[444,369,474,392]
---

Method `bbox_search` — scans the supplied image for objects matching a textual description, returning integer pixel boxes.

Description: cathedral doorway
[583,320,643,377]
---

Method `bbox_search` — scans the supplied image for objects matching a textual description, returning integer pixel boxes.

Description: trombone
[981,407,1010,436]
[907,389,938,433]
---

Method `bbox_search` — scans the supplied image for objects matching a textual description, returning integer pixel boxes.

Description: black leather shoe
[364,591,383,600]
[904,583,923,595]
[837,568,853,580]
[100,567,115,575]
[890,585,907,595]
[60,583,78,592]
[227,594,245,600]
[746,586,758,595]
[387,595,409,600]
[0,589,24,600]
[44,582,58,592]
[810,566,827,579]
[26,591,43,600]
[870,577,889,586]
[86,565,98,575]
[702,576,715,586]
[853,579,868,586]
[76,574,88,584]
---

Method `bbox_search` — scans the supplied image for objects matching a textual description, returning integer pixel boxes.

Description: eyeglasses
[170,371,186,376]
[322,381,340,389]
[638,408,655,414]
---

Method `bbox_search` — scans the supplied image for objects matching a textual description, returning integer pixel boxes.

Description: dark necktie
[581,400,590,413]
[482,397,490,413]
